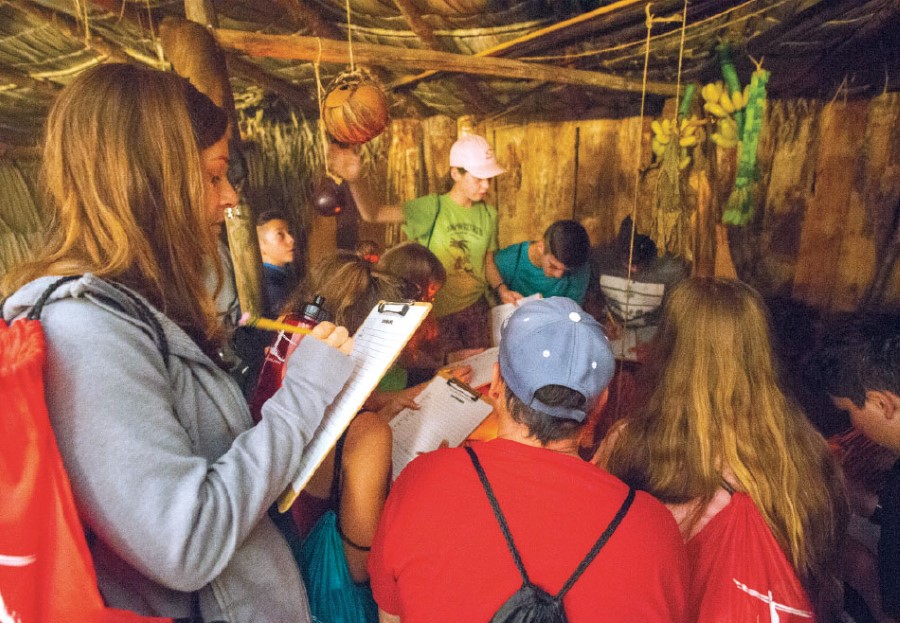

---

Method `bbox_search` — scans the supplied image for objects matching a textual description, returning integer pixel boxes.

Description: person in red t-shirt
[368,297,688,623]
[601,277,847,623]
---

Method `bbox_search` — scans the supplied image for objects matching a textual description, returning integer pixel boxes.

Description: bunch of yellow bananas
[701,81,749,118]
[701,81,749,150]
[651,116,700,170]
[712,117,739,148]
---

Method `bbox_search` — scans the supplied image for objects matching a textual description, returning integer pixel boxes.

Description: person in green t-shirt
[485,219,592,305]
[329,134,506,354]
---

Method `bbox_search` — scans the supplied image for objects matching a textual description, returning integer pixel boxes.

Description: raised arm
[327,142,404,224]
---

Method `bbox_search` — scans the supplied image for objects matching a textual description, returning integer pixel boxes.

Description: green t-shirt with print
[403,193,498,318]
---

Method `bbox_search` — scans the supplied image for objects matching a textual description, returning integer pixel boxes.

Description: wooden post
[161,11,264,317]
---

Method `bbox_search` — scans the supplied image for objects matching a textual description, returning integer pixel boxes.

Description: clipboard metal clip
[448,377,480,402]
[378,301,410,316]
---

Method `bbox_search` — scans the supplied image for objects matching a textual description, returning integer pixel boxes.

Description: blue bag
[299,511,378,623]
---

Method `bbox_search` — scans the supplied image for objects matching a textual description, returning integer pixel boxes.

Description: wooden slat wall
[2,95,896,313]
[378,94,899,312]
[486,118,655,248]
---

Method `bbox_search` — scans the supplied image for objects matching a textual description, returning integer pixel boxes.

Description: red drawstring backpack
[0,277,170,623]
[687,492,815,623]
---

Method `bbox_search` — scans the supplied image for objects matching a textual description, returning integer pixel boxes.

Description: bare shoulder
[344,410,393,459]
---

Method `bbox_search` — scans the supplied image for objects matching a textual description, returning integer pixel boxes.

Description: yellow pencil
[239,313,314,336]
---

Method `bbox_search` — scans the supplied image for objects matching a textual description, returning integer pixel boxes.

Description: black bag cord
[24,275,169,370]
[105,281,170,368]
[465,445,636,600]
[25,275,80,321]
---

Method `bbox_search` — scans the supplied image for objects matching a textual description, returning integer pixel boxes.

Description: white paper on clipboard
[389,372,493,479]
[278,300,431,511]
[490,293,541,346]
[444,346,498,389]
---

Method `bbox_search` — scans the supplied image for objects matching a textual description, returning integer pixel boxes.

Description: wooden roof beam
[214,29,678,96]
[268,0,432,117]
[391,0,497,115]
[389,0,653,91]
[84,0,319,117]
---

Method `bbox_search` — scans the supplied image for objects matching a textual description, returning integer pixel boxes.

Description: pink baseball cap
[449,134,506,179]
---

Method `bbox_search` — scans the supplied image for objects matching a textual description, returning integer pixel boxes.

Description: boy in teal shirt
[486,220,591,305]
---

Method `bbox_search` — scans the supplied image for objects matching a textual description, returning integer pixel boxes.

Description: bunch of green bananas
[701,81,749,149]
[651,116,700,170]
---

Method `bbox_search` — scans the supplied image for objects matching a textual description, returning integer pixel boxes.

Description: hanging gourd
[311,176,346,217]
[322,70,389,145]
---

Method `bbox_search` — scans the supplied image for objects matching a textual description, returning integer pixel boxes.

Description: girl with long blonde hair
[602,277,846,621]
[1,63,355,622]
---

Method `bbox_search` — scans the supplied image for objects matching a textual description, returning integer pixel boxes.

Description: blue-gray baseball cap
[499,297,615,422]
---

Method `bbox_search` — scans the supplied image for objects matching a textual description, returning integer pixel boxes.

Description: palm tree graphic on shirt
[448,238,475,275]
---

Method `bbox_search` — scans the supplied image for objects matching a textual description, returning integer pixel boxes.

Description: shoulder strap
[26,275,169,370]
[105,281,170,367]
[513,243,523,277]
[555,486,634,600]
[425,194,441,250]
[332,430,371,552]
[465,445,636,600]
[465,445,532,585]
[329,430,348,505]
[25,275,81,321]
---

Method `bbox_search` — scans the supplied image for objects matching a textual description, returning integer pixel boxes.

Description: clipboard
[389,370,494,479]
[278,300,431,511]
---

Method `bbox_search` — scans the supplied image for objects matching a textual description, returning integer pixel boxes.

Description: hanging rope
[313,38,334,179]
[345,0,356,71]
[608,1,689,421]
[673,0,689,123]
[616,3,655,366]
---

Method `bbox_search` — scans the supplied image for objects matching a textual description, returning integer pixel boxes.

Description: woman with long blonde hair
[2,63,355,622]
[601,277,846,622]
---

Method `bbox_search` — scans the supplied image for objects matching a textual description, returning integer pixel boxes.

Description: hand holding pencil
[240,313,354,355]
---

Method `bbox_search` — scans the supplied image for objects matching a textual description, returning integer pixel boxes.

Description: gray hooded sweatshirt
[2,275,355,622]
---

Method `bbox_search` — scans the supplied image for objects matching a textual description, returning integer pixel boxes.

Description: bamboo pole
[215,29,679,97]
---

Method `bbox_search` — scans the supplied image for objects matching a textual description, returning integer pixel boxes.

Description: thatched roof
[1,0,898,149]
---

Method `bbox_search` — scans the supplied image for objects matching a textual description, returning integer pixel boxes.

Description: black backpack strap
[25,275,169,370]
[555,486,635,600]
[466,445,637,602]
[105,281,170,367]
[465,445,532,586]
[25,275,81,321]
